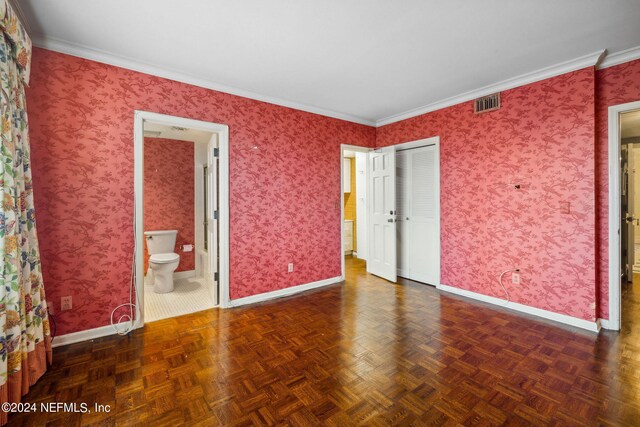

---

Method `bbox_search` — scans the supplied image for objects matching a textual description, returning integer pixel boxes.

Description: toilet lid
[150,253,180,264]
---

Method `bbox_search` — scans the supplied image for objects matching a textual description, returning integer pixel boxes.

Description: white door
[396,151,411,277]
[207,139,219,305]
[397,145,439,285]
[355,152,368,260]
[628,146,636,276]
[367,146,397,282]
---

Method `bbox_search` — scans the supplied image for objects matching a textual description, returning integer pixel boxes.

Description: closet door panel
[396,151,411,277]
[409,146,439,285]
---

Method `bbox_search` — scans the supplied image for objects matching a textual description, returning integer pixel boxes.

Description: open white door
[628,145,636,275]
[207,137,219,305]
[367,146,397,282]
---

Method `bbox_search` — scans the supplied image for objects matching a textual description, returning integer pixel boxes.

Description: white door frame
[133,111,231,329]
[393,136,441,286]
[340,144,372,280]
[608,100,640,331]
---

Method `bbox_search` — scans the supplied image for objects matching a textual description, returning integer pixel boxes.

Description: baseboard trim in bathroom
[228,276,343,308]
[174,270,196,280]
[52,321,133,348]
[436,284,600,333]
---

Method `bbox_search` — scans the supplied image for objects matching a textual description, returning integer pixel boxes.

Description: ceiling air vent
[474,93,500,114]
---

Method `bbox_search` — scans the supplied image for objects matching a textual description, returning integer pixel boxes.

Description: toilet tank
[144,230,178,254]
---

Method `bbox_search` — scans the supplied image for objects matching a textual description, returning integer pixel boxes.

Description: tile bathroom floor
[144,275,215,322]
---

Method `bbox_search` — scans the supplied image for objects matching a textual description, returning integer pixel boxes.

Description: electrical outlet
[47,301,54,315]
[511,272,520,285]
[61,296,72,311]
[288,263,294,273]
[561,201,571,214]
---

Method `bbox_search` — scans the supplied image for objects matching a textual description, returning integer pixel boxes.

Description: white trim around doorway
[340,144,372,280]
[607,100,640,331]
[133,111,230,330]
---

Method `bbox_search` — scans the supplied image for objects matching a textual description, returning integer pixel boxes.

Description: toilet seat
[150,253,179,264]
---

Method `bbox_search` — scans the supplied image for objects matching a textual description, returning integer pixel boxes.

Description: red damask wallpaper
[27,48,375,335]
[26,44,640,334]
[377,68,597,321]
[595,59,640,320]
[144,137,195,272]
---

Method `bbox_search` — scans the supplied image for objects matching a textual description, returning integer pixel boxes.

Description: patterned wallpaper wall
[144,137,195,272]
[26,48,375,335]
[377,68,597,321]
[24,45,640,334]
[595,59,640,319]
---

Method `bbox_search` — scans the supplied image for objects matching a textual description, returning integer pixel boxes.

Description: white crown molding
[598,45,640,69]
[31,34,376,127]
[376,49,606,127]
[26,31,640,129]
[228,276,342,307]
[437,283,600,333]
[52,321,132,348]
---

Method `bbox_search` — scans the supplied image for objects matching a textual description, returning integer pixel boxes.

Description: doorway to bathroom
[133,111,230,326]
[341,145,371,278]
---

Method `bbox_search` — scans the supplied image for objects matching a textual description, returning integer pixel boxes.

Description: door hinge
[214,210,219,220]
[214,272,219,282]
[213,148,219,157]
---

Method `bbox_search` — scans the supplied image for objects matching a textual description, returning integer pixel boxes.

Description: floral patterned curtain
[0,1,51,424]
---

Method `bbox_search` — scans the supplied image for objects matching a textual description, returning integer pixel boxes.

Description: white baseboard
[229,276,343,307]
[436,284,600,333]
[52,321,133,348]
[598,318,616,330]
[52,276,342,347]
[174,270,196,280]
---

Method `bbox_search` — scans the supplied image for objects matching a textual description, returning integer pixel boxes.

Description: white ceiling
[17,0,640,126]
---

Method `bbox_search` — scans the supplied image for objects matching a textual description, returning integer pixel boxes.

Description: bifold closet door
[396,145,439,285]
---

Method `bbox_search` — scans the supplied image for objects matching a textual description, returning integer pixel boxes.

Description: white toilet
[144,230,180,293]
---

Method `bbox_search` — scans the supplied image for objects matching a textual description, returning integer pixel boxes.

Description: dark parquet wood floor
[8,257,640,426]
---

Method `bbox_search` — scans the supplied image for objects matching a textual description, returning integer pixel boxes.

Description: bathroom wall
[27,48,375,335]
[377,67,597,321]
[143,137,195,272]
[343,157,357,252]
